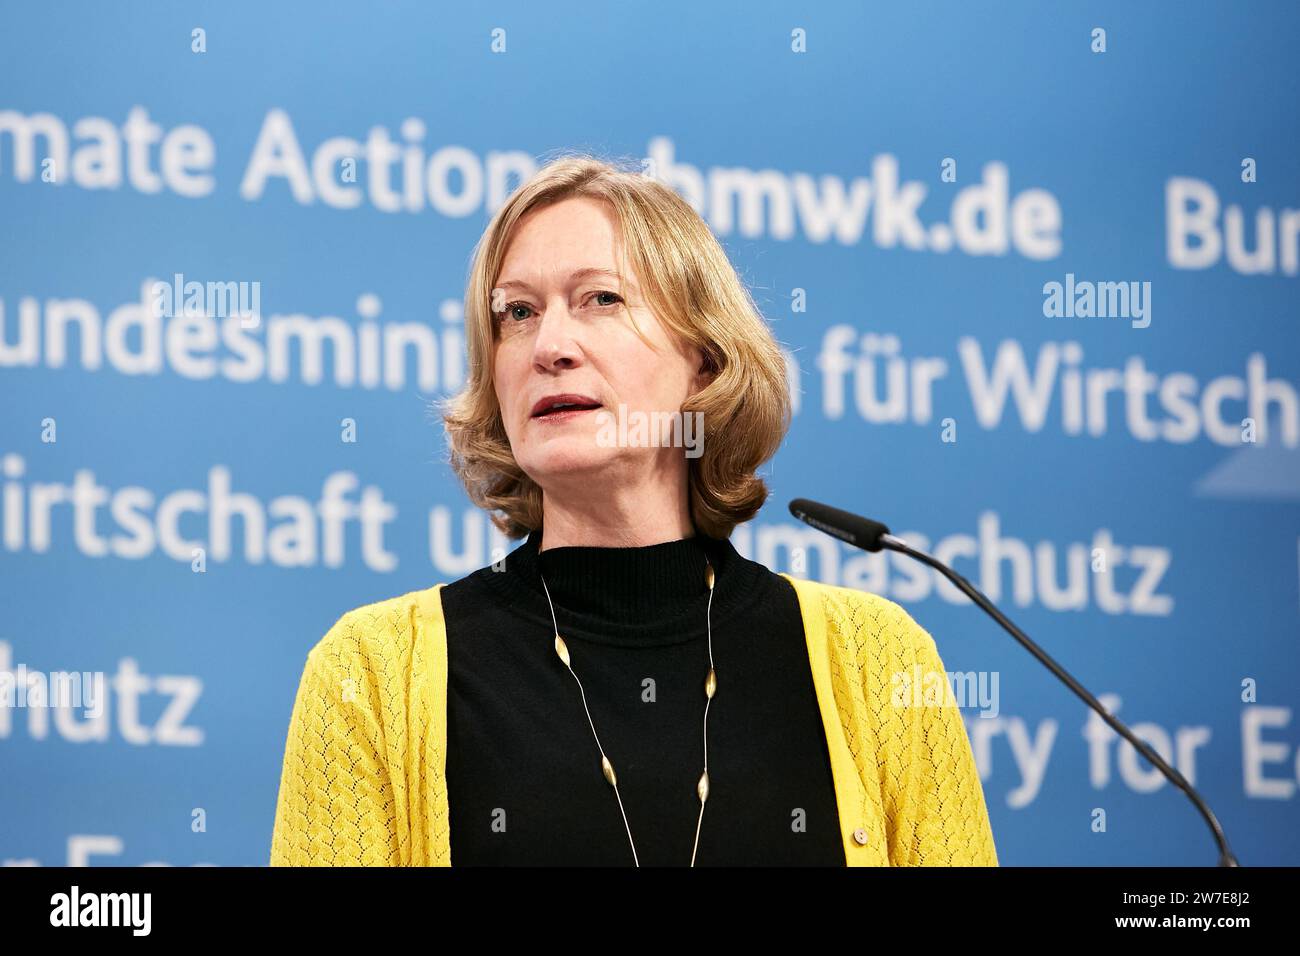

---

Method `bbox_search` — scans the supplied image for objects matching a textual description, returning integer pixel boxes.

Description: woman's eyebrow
[496,268,638,294]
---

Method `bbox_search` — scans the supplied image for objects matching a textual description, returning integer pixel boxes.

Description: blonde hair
[440,152,791,540]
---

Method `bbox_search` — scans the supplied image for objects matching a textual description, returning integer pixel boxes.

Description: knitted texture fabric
[269,577,998,866]
[809,579,999,866]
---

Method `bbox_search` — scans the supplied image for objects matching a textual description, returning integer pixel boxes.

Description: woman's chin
[520,443,625,479]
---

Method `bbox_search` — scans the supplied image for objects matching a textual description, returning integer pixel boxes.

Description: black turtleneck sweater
[439,527,846,866]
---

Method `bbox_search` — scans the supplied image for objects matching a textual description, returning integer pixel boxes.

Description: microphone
[788,498,892,551]
[788,497,1240,867]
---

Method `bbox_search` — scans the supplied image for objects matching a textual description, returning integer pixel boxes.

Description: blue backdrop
[1,0,1297,866]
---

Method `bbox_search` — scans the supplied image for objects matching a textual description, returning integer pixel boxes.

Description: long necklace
[538,558,717,867]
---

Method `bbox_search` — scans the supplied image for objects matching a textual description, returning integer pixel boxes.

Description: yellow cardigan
[269,574,999,866]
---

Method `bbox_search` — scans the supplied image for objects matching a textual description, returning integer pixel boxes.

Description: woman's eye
[498,292,622,324]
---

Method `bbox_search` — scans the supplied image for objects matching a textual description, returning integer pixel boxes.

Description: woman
[269,155,998,867]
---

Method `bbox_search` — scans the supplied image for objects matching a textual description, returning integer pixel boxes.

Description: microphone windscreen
[788,499,891,552]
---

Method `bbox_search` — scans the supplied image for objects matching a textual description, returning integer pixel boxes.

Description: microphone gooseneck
[788,497,1240,868]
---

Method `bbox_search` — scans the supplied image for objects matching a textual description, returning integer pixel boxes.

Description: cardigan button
[852,828,869,846]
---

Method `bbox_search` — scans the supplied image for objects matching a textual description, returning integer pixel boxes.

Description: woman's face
[491,196,709,491]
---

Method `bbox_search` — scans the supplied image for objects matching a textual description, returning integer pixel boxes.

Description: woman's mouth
[530,395,603,422]
[531,405,601,423]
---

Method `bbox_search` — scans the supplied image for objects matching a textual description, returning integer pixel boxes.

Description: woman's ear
[695,350,718,390]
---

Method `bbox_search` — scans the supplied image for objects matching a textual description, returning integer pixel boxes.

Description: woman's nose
[531,305,582,369]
